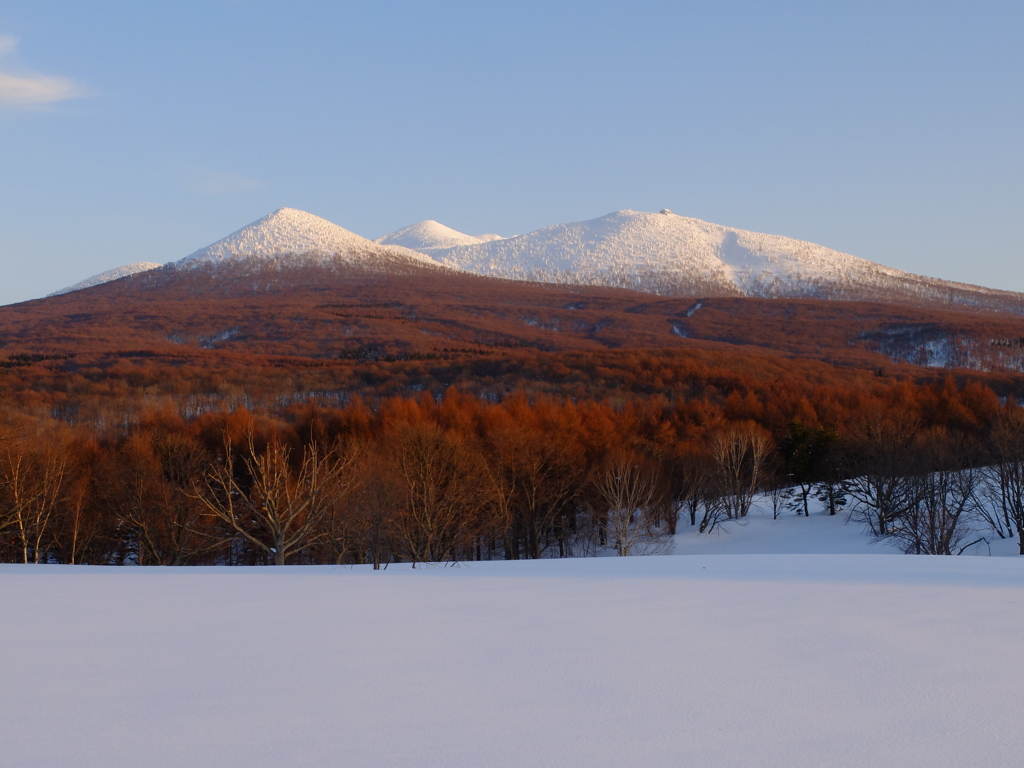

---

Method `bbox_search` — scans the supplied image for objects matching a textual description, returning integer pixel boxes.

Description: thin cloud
[182,166,269,196]
[0,34,87,108]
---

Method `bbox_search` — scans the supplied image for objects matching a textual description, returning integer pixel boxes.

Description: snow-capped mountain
[178,208,439,268]
[50,262,164,296]
[375,220,504,254]
[424,209,1024,310]
[51,207,1022,313]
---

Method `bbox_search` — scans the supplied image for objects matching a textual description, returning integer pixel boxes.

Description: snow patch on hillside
[49,262,163,296]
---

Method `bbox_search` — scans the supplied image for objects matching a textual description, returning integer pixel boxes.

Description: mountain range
[47,206,1024,314]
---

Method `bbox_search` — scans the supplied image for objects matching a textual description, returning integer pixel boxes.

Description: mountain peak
[377,220,505,252]
[179,208,438,267]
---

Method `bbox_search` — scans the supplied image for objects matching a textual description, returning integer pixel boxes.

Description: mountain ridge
[47,207,1024,315]
[426,209,1024,311]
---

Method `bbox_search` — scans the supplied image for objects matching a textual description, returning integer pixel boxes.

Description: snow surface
[375,219,505,252]
[4,514,1023,768]
[49,261,163,296]
[179,208,439,267]
[673,502,1022,557]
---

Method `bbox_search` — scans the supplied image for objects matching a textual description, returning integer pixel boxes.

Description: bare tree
[321,449,392,569]
[847,403,920,536]
[0,437,70,564]
[192,430,353,565]
[767,482,792,521]
[58,477,98,565]
[707,422,774,521]
[697,492,730,535]
[988,406,1024,554]
[666,444,714,530]
[388,423,482,565]
[887,431,981,555]
[486,424,585,559]
[593,449,671,556]
[476,443,519,560]
[102,432,218,565]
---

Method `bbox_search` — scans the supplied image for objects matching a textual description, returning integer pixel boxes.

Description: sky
[1,0,1021,305]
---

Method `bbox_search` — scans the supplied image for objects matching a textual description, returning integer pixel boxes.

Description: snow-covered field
[4,509,1023,768]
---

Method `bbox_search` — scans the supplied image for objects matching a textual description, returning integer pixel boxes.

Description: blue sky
[1,0,1021,305]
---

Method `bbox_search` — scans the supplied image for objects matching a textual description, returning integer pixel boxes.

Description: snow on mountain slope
[430,209,1024,309]
[179,208,440,268]
[375,219,504,253]
[49,262,163,296]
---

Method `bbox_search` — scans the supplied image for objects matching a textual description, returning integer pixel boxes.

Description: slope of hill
[49,262,163,296]
[180,207,441,269]
[10,260,1024,369]
[3,260,1024,423]
[375,219,504,253]
[429,209,1024,313]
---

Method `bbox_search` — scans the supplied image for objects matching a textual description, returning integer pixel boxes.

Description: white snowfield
[178,207,439,268]
[4,511,1023,768]
[49,261,163,296]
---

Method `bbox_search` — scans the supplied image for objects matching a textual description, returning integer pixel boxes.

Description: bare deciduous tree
[988,406,1024,555]
[192,430,352,565]
[593,449,671,556]
[707,422,774,522]
[389,423,482,565]
[887,430,981,555]
[0,437,70,564]
[486,424,585,560]
[847,403,920,536]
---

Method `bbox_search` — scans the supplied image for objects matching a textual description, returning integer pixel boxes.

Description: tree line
[2,380,1023,565]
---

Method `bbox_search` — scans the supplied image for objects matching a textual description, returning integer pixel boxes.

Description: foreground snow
[3,554,1022,768]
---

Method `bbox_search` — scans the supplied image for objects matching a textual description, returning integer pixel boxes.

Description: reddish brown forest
[3,263,1024,564]
[3,376,1023,565]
